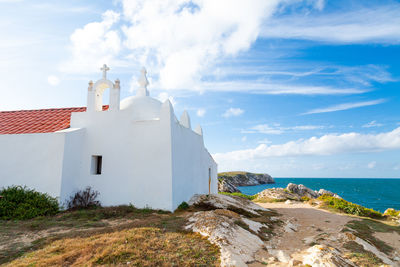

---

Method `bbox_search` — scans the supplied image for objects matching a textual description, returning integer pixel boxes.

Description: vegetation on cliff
[318,194,383,219]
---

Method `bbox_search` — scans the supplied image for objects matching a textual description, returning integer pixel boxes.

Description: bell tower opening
[87,64,120,112]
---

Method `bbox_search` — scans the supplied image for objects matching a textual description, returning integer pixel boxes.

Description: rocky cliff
[218,171,275,193]
[255,183,342,202]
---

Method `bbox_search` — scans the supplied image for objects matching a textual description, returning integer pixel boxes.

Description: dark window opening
[92,155,102,175]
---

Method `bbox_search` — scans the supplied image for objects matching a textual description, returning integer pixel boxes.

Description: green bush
[219,192,256,201]
[0,186,59,220]
[318,194,383,219]
[176,201,189,211]
[384,208,400,217]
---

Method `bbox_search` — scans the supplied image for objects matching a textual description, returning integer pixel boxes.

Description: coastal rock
[383,208,400,217]
[186,194,272,266]
[218,172,275,193]
[255,188,301,202]
[302,245,357,267]
[218,179,240,193]
[318,189,342,199]
[255,184,343,202]
[185,209,265,267]
[286,183,319,199]
[188,193,269,216]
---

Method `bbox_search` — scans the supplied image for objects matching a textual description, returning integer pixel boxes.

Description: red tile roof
[0,106,108,135]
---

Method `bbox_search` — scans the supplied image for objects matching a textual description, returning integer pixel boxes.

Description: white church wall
[62,108,174,210]
[59,128,85,206]
[171,120,218,210]
[0,132,65,198]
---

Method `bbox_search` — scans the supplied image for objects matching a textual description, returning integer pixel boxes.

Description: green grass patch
[318,194,383,219]
[218,192,256,201]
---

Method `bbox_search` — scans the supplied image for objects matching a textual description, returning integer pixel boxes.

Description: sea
[237,178,400,213]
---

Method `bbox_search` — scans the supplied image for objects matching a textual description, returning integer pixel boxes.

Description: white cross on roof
[100,64,110,79]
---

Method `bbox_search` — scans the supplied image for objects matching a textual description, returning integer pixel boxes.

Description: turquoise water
[237,178,400,213]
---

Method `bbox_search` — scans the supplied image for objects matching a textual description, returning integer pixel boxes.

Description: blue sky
[1,0,400,177]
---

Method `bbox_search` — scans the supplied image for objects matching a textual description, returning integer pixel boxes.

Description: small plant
[301,196,311,202]
[177,201,189,210]
[0,185,59,220]
[67,186,100,210]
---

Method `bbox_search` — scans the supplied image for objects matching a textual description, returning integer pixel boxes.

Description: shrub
[301,196,311,202]
[218,192,256,201]
[318,194,383,219]
[0,186,59,220]
[67,187,100,210]
[177,201,189,211]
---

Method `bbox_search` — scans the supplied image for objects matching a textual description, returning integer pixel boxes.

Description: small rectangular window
[91,155,102,175]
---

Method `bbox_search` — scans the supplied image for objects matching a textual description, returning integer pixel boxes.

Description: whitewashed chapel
[0,65,217,211]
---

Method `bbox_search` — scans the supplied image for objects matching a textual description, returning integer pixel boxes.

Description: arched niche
[93,79,114,111]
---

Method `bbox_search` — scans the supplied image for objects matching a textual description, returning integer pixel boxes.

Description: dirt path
[249,202,358,266]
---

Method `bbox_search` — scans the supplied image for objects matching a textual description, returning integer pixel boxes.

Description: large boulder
[286,183,320,199]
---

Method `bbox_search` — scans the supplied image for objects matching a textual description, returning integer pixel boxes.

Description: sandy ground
[249,202,357,266]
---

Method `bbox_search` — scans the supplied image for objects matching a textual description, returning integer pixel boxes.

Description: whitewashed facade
[0,66,217,211]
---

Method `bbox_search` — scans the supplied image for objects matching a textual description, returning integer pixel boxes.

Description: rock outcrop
[186,193,400,267]
[256,183,341,202]
[255,187,302,202]
[218,179,240,193]
[218,172,275,193]
[186,194,275,266]
[302,245,357,267]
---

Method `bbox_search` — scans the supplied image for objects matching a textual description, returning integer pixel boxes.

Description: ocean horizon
[238,178,400,213]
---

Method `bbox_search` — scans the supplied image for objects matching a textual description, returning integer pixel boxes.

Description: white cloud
[201,81,366,95]
[156,92,176,106]
[303,99,386,115]
[243,124,324,134]
[243,124,283,135]
[213,127,400,163]
[60,10,122,73]
[262,4,400,44]
[196,108,206,117]
[47,75,60,86]
[291,125,324,131]
[258,138,272,144]
[222,107,244,118]
[362,120,383,128]
[241,136,247,142]
[120,0,284,90]
[367,161,376,169]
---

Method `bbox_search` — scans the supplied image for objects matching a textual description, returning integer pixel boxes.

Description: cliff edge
[218,171,275,193]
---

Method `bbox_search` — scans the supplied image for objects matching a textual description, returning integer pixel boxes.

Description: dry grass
[0,206,220,266]
[5,227,220,267]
